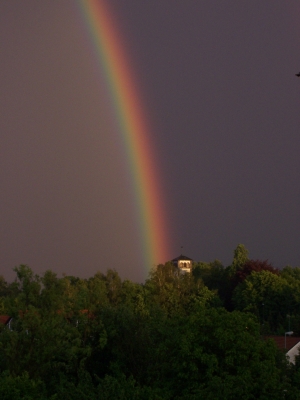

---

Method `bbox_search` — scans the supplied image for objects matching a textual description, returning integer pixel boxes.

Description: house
[0,315,13,330]
[171,254,193,273]
[266,335,300,364]
[287,341,300,364]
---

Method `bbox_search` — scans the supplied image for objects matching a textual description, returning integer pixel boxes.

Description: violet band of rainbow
[76,0,171,271]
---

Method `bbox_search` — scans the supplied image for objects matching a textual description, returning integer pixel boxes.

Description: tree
[233,259,279,285]
[0,371,47,400]
[145,262,219,316]
[7,265,41,311]
[232,270,294,332]
[280,266,300,283]
[104,270,122,305]
[40,270,65,312]
[134,305,290,399]
[227,244,249,278]
[192,259,225,293]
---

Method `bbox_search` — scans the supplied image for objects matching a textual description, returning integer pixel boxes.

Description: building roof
[266,335,300,351]
[171,254,193,262]
[0,315,12,325]
[265,336,300,364]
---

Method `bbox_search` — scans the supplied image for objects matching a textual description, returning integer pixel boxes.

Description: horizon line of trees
[0,244,300,399]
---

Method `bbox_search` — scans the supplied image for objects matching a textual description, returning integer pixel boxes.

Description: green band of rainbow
[76,0,170,272]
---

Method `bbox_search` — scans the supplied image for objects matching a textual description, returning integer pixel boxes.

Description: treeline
[0,245,300,399]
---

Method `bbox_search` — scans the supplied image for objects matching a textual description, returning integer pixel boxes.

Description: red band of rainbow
[76,0,171,273]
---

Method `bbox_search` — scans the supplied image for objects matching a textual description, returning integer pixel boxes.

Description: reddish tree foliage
[234,259,279,285]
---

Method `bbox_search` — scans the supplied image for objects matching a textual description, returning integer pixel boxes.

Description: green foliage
[228,244,249,276]
[96,374,164,399]
[0,371,47,400]
[192,259,225,295]
[232,270,296,332]
[0,261,299,398]
[147,306,287,399]
[10,265,41,310]
[281,266,300,284]
[214,244,250,310]
[234,259,279,284]
[145,262,220,316]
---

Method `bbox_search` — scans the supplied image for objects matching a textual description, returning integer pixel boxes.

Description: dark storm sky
[1,1,300,282]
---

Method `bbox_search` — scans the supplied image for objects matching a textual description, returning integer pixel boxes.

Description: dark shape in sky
[296,72,300,77]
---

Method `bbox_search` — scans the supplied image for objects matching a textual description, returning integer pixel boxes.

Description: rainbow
[76,0,170,272]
